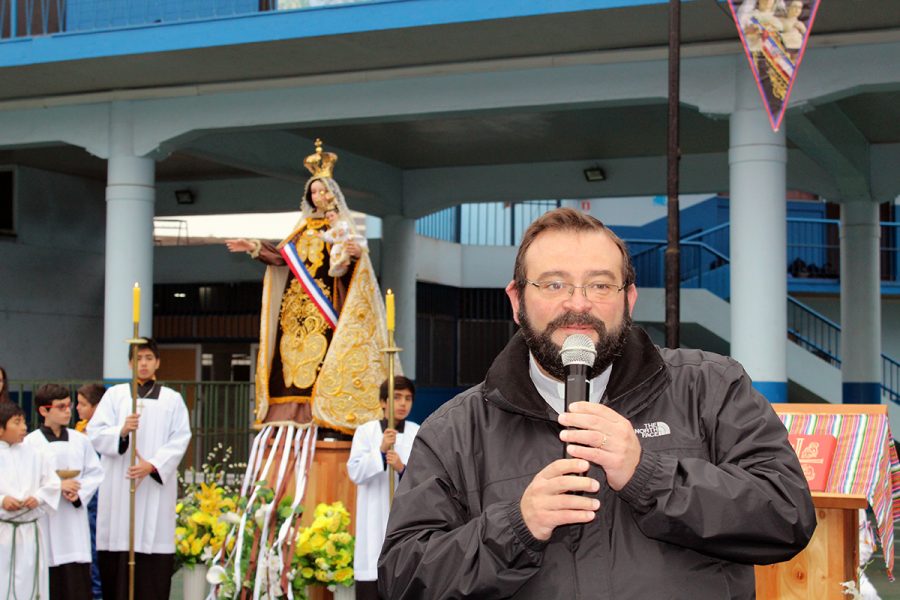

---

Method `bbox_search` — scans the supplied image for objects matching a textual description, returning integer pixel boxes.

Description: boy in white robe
[87,338,192,600]
[0,400,61,600]
[347,376,420,600]
[25,383,104,600]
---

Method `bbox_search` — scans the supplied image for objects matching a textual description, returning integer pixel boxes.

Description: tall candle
[132,283,141,324]
[386,289,395,331]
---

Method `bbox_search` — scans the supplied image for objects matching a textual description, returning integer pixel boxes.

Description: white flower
[201,546,214,563]
[206,564,227,585]
[255,504,270,529]
[220,511,241,525]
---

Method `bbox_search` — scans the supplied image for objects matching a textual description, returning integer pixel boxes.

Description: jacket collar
[484,327,669,421]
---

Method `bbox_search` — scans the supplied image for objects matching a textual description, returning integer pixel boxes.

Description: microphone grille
[560,333,597,367]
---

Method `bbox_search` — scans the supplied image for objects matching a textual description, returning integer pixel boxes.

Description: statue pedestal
[304,440,356,600]
[300,440,357,526]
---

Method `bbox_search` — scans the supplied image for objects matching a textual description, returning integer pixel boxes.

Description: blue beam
[0,0,672,68]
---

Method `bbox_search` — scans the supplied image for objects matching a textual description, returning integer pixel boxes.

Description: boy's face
[130,348,161,381]
[325,210,338,224]
[40,396,72,429]
[76,394,96,422]
[0,415,28,444]
[380,388,413,422]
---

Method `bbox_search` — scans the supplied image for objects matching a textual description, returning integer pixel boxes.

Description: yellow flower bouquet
[175,444,243,570]
[290,501,355,596]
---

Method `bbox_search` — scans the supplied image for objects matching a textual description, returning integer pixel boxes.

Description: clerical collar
[137,380,161,400]
[40,425,69,443]
[379,419,406,434]
[528,353,612,416]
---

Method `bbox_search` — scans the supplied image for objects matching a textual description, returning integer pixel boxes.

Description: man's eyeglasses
[525,279,628,302]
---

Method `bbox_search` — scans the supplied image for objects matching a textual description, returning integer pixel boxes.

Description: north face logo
[634,422,671,438]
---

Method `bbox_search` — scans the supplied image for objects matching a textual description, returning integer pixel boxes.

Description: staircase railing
[624,220,899,402]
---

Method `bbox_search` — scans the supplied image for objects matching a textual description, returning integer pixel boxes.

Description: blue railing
[627,238,730,300]
[786,217,839,279]
[0,0,381,39]
[416,200,560,246]
[885,355,900,404]
[787,297,840,366]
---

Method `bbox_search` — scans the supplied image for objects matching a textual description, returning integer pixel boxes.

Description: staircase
[624,220,899,405]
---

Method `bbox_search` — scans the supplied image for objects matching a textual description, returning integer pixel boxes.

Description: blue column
[729,58,788,403]
[840,200,882,404]
[381,215,417,379]
[103,102,156,379]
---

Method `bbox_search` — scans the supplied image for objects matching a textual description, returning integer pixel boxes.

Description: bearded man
[379,207,815,600]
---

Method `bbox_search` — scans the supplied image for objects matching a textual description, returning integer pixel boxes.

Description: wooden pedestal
[303,440,356,600]
[755,492,866,599]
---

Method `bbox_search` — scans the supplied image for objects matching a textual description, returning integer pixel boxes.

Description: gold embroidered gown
[252,177,388,433]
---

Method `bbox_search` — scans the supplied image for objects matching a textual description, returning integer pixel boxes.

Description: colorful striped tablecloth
[779,412,900,578]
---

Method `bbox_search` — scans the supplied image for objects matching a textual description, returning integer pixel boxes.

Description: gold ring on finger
[600,433,608,449]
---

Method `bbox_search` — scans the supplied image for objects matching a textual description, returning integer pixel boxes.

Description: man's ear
[626,283,638,314]
[505,281,521,325]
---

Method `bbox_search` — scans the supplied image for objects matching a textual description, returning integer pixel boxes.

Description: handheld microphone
[560,334,597,411]
[560,333,597,472]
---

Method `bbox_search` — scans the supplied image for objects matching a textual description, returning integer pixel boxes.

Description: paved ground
[169,553,900,599]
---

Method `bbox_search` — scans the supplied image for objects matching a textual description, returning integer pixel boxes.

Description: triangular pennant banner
[727,0,822,131]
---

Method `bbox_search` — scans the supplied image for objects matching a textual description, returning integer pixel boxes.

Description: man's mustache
[546,312,607,336]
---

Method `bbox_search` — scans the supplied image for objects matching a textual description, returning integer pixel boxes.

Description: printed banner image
[728,0,822,131]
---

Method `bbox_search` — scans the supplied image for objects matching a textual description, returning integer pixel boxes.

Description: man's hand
[22,496,39,510]
[120,413,140,438]
[61,479,81,503]
[385,450,405,473]
[2,496,23,511]
[520,459,600,541]
[380,428,398,453]
[558,402,642,491]
[127,458,156,481]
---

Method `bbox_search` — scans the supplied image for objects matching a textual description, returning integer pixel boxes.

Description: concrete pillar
[840,200,882,403]
[381,215,416,379]
[103,102,156,379]
[729,58,788,402]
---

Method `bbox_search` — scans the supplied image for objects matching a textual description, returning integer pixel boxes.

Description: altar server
[0,400,61,600]
[25,383,104,599]
[87,338,191,600]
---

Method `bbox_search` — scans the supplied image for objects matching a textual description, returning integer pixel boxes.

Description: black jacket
[379,328,816,599]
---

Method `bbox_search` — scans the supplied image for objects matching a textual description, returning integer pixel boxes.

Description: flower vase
[333,584,355,600]
[182,564,210,600]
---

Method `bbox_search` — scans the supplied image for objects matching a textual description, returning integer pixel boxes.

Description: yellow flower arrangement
[175,444,244,570]
[291,501,355,594]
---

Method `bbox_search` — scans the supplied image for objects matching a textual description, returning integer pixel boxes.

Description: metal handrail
[0,0,386,40]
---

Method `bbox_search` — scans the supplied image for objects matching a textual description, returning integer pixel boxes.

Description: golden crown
[303,138,338,179]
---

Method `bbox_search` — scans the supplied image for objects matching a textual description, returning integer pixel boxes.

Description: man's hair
[513,207,635,294]
[379,376,416,401]
[0,364,9,403]
[77,383,107,406]
[0,400,24,430]
[35,383,70,416]
[128,337,160,360]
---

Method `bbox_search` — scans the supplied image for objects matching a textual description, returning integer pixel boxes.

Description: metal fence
[8,379,256,471]
[0,0,383,39]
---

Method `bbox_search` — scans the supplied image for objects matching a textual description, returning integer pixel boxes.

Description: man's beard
[518,298,632,381]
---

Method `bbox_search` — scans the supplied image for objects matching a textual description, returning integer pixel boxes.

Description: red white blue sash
[752,17,794,80]
[279,242,338,330]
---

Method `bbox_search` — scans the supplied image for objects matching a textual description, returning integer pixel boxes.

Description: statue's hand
[346,240,362,259]
[225,239,253,253]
